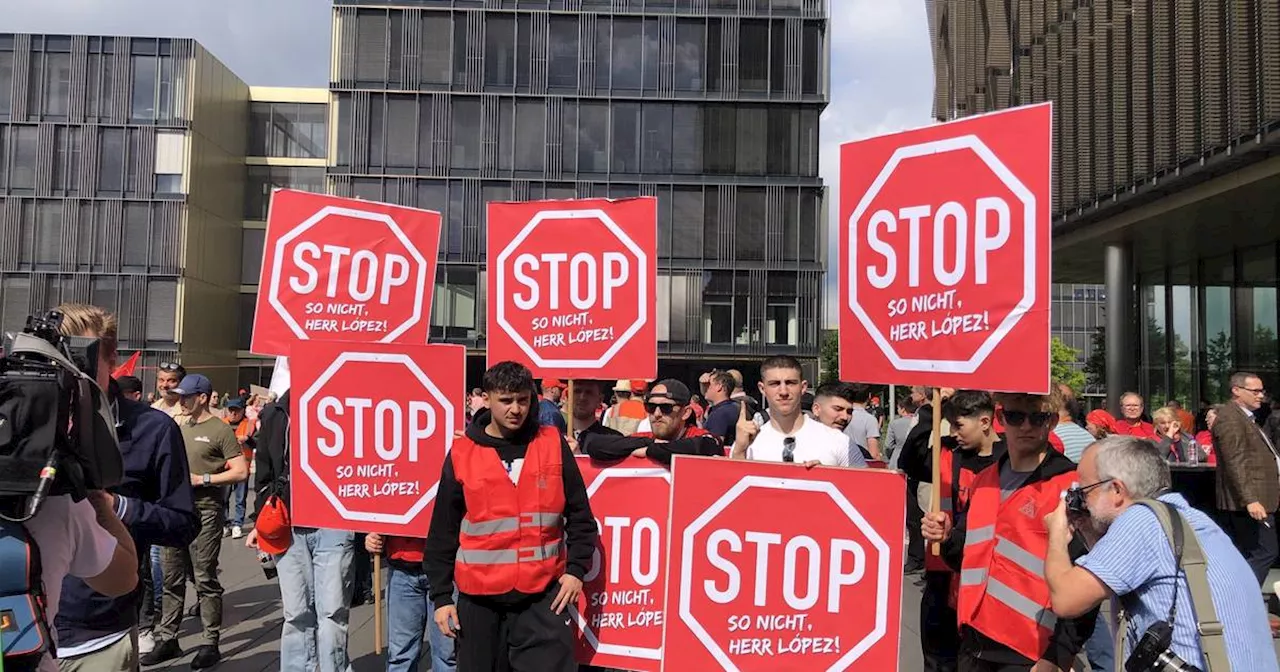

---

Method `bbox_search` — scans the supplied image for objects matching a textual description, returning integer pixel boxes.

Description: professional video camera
[0,311,123,519]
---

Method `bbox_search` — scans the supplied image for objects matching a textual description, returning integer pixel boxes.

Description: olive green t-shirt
[181,415,242,476]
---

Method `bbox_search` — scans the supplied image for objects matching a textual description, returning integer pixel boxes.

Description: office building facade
[930,1,1280,410]
[328,0,830,383]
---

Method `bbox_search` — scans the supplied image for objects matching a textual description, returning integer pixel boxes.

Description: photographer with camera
[52,304,198,671]
[1043,435,1277,671]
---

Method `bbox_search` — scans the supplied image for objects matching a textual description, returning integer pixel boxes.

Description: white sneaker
[138,630,156,655]
[231,526,243,539]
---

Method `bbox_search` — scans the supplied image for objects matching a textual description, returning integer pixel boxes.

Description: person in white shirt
[729,356,850,467]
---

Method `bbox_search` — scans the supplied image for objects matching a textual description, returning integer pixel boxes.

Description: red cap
[542,378,566,390]
[1087,409,1117,433]
[629,379,648,394]
[255,495,292,555]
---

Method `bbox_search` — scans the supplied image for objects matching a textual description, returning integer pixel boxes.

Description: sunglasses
[158,362,183,372]
[1002,410,1054,428]
[645,402,679,415]
[782,436,795,463]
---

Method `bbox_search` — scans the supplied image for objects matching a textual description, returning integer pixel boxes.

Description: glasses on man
[645,402,678,416]
[782,437,795,463]
[1238,386,1267,395]
[158,362,182,372]
[1002,410,1054,428]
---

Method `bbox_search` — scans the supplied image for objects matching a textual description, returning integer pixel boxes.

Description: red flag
[113,351,140,378]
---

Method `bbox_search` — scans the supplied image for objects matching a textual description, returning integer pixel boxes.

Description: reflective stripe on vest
[456,540,564,564]
[459,512,564,536]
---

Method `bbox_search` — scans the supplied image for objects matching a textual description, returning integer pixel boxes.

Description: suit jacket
[1212,402,1280,512]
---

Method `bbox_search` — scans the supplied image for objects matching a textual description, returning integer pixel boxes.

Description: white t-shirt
[25,495,118,672]
[747,415,850,467]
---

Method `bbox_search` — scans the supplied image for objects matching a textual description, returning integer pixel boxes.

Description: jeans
[227,480,248,527]
[1083,616,1115,671]
[276,527,355,672]
[386,566,456,672]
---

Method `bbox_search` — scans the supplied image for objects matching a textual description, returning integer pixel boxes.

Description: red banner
[662,456,905,672]
[570,456,670,671]
[486,198,657,380]
[288,341,464,536]
[252,190,442,356]
[839,103,1052,393]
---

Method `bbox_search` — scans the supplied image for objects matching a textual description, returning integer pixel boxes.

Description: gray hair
[1091,435,1171,499]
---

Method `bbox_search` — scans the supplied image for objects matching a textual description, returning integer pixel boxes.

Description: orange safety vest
[387,535,425,566]
[957,461,1077,661]
[452,426,566,596]
[925,448,983,607]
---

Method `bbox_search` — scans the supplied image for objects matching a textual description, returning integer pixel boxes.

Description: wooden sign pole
[929,388,943,556]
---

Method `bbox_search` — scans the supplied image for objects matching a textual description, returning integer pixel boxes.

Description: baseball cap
[646,379,692,405]
[542,378,566,390]
[225,397,246,410]
[172,374,213,397]
[255,495,292,555]
[629,379,648,394]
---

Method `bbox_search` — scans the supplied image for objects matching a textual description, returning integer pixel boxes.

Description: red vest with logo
[957,461,1077,661]
[925,448,983,607]
[451,426,566,596]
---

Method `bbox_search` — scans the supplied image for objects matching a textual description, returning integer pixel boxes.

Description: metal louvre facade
[329,0,830,377]
[928,0,1280,223]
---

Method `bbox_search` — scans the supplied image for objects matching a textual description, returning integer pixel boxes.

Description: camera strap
[1114,499,1230,672]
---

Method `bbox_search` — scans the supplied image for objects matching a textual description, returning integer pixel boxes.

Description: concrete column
[1104,243,1136,413]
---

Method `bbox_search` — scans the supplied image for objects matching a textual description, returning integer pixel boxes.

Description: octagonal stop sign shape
[663,457,906,672]
[251,189,442,357]
[288,341,465,537]
[570,457,671,671]
[838,103,1051,393]
[487,198,657,380]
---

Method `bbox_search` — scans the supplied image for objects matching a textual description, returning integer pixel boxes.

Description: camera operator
[1043,435,1277,671]
[53,303,198,671]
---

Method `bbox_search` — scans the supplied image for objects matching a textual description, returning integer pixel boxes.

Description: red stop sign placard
[839,103,1051,393]
[571,457,670,671]
[252,189,442,356]
[662,457,905,672]
[487,197,657,380]
[288,341,465,536]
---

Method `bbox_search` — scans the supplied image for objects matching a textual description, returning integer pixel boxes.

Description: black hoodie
[424,409,597,607]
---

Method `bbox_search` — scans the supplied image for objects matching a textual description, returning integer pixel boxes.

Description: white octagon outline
[679,477,891,672]
[568,467,671,661]
[493,209,648,369]
[298,352,455,525]
[846,135,1037,374]
[268,205,429,342]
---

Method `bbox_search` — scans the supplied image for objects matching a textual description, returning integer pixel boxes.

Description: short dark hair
[157,361,186,378]
[898,395,920,414]
[117,375,143,396]
[482,361,535,395]
[759,355,803,378]
[948,390,995,420]
[846,382,872,404]
[708,370,736,395]
[813,382,854,405]
[1230,371,1259,389]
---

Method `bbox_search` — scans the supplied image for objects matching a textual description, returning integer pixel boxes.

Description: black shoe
[904,563,924,576]
[140,639,182,666]
[191,645,221,669]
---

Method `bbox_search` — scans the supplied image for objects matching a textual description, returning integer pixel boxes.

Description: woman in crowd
[1153,406,1203,463]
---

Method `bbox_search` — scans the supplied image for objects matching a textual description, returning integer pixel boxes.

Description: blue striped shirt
[1053,422,1095,463]
[1077,493,1278,670]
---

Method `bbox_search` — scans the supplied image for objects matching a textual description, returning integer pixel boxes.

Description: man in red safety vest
[425,361,598,671]
[923,391,1097,671]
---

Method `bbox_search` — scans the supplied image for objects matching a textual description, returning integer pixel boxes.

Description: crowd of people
[15,299,1280,672]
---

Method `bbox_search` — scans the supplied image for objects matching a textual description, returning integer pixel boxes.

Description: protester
[1112,392,1156,438]
[366,533,456,672]
[809,383,869,467]
[1151,406,1201,463]
[899,386,954,575]
[700,369,740,446]
[1085,408,1115,439]
[425,361,597,670]
[143,374,248,668]
[1212,371,1280,586]
[730,357,849,467]
[116,375,144,402]
[151,362,186,418]
[725,369,762,421]
[1165,398,1196,435]
[841,382,882,460]
[222,397,256,539]
[538,378,568,434]
[1044,436,1278,670]
[1051,387,1095,463]
[884,395,918,468]
[245,390,357,672]
[600,379,647,435]
[568,379,622,443]
[922,391,1096,671]
[581,379,723,464]
[1193,407,1218,465]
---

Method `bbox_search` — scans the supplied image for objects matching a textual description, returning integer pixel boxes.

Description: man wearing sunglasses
[580,380,722,465]
[151,362,186,419]
[923,392,1096,671]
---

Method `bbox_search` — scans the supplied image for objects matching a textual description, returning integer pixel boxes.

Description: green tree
[1051,336,1087,392]
[1204,330,1233,402]
[819,330,839,385]
[1083,326,1106,390]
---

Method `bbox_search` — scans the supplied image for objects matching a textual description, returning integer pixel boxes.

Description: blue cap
[225,397,246,410]
[172,374,213,397]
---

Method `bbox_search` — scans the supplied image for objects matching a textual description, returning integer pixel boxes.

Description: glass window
[156,55,174,122]
[672,105,701,174]
[782,188,799,261]
[244,167,326,220]
[356,10,388,83]
[452,98,480,170]
[612,19,643,90]
[445,180,464,257]
[52,126,70,191]
[11,126,37,190]
[578,102,608,173]
[416,179,446,218]
[671,188,702,260]
[704,303,733,344]
[26,54,42,119]
[43,53,71,117]
[1169,265,1195,404]
[237,293,256,350]
[642,103,672,174]
[706,18,722,92]
[612,103,641,174]
[548,17,578,89]
[497,98,514,172]
[241,228,266,285]
[485,15,515,87]
[145,279,177,342]
[767,302,797,345]
[704,105,736,174]
[1143,280,1168,403]
[368,95,385,167]
[674,20,704,92]
[799,189,818,262]
[594,18,611,90]
[739,20,769,92]
[124,128,140,193]
[386,96,417,168]
[1237,246,1279,391]
[642,19,661,91]
[737,188,766,261]
[0,51,12,117]
[656,274,671,342]
[131,55,157,121]
[560,101,578,174]
[0,126,9,187]
[802,23,822,95]
[1,276,32,336]
[336,94,352,165]
[703,189,721,260]
[514,100,545,172]
[736,107,767,174]
[388,11,404,86]
[123,203,150,268]
[769,19,786,94]
[421,13,451,85]
[768,108,797,175]
[34,200,61,268]
[515,14,534,92]
[1201,254,1234,402]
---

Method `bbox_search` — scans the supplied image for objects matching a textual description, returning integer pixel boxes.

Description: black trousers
[921,572,959,672]
[1226,511,1280,586]
[956,655,1033,672]
[456,587,576,672]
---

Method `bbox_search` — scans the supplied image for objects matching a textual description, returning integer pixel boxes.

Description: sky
[0,0,937,326]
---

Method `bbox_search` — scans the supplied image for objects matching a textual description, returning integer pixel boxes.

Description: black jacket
[580,428,723,466]
[251,391,291,518]
[424,410,597,607]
